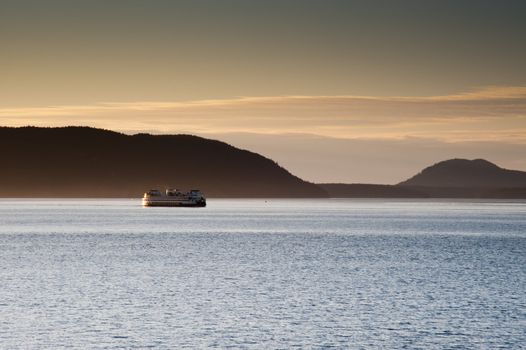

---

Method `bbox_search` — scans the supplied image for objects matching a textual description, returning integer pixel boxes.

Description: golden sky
[1,1,525,182]
[1,86,525,143]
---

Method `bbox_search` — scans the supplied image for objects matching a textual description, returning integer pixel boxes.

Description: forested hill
[319,159,526,199]
[398,158,526,188]
[0,126,327,198]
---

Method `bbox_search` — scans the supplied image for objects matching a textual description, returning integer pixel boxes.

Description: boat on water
[142,189,206,207]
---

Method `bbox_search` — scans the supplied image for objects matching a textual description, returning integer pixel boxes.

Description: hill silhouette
[320,159,526,198]
[0,126,326,197]
[2,130,525,199]
[398,158,526,187]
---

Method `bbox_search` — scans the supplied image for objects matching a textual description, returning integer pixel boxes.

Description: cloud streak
[1,86,525,142]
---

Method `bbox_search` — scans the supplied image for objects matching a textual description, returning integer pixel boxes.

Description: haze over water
[0,199,524,348]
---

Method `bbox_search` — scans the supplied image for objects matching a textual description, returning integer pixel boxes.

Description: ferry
[142,189,206,207]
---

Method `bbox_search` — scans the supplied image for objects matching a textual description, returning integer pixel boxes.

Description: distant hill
[0,126,326,198]
[398,158,526,188]
[319,159,526,199]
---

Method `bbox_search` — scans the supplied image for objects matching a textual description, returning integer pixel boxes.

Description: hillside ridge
[398,158,526,188]
[0,126,326,197]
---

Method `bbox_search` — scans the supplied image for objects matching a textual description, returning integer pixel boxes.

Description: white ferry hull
[142,198,206,207]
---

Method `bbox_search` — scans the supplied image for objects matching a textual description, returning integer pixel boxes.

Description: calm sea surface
[0,199,524,349]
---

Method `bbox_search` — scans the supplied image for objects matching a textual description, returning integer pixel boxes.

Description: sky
[1,0,525,183]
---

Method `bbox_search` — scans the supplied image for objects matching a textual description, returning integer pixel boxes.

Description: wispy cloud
[1,86,525,142]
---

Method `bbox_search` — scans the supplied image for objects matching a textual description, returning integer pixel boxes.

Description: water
[0,199,525,349]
